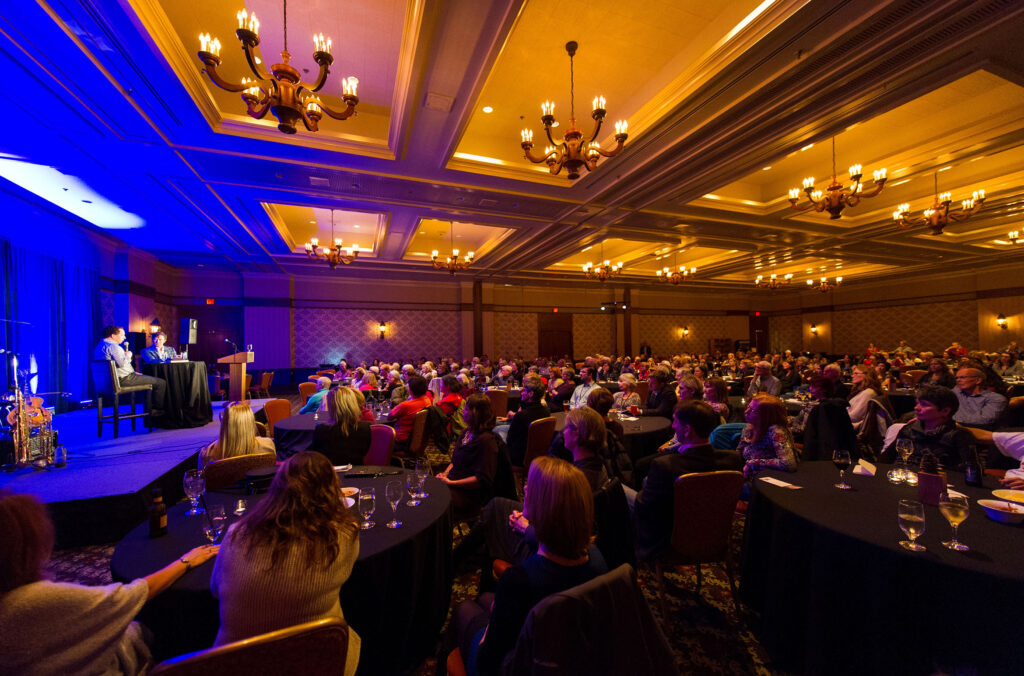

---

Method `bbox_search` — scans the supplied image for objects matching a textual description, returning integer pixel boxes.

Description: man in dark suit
[641,366,677,419]
[505,375,551,466]
[635,400,723,560]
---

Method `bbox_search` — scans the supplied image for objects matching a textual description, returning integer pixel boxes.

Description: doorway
[538,312,573,359]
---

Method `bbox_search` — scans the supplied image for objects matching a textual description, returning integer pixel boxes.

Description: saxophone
[10,384,30,468]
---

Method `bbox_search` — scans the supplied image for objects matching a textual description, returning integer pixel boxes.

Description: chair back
[151,617,349,676]
[316,369,336,377]
[484,389,509,418]
[258,371,274,390]
[298,382,317,403]
[523,416,556,470]
[89,359,116,396]
[904,369,927,384]
[366,424,395,465]
[670,470,744,561]
[634,380,649,404]
[263,399,292,435]
[408,408,430,456]
[593,478,636,570]
[859,399,890,462]
[203,452,277,491]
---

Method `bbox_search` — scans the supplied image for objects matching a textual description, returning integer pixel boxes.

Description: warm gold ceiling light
[1008,231,1021,245]
[788,137,886,219]
[806,276,842,292]
[655,252,696,285]
[755,271,792,289]
[304,209,359,268]
[582,242,622,282]
[520,41,628,180]
[892,172,985,235]
[197,1,359,134]
[432,224,474,275]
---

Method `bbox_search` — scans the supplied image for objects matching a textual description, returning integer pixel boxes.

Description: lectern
[217,352,254,402]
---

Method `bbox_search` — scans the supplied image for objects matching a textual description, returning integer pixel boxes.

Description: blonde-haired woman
[312,387,372,466]
[848,365,893,436]
[612,373,641,411]
[200,402,275,468]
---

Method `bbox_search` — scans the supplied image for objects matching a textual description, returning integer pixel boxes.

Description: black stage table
[112,468,452,675]
[551,410,672,462]
[740,462,1024,676]
[142,361,213,428]
[272,412,317,458]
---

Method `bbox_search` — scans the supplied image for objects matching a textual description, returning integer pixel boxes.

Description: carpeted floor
[48,509,777,676]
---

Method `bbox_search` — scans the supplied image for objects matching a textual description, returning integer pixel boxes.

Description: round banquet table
[141,361,213,428]
[739,462,1024,676]
[271,412,318,458]
[551,410,672,462]
[111,469,453,675]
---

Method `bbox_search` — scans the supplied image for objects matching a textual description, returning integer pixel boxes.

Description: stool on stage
[90,360,152,439]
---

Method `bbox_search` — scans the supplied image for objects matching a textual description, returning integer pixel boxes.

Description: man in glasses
[953,367,1006,429]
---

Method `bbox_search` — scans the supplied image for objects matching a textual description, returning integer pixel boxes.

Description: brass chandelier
[755,271,792,289]
[655,252,696,284]
[789,138,886,219]
[197,1,359,135]
[520,41,628,180]
[304,209,359,268]
[892,172,985,235]
[806,276,842,292]
[582,242,622,282]
[1008,231,1021,245]
[432,224,474,275]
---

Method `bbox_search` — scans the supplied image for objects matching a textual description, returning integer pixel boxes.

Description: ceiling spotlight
[482,106,493,113]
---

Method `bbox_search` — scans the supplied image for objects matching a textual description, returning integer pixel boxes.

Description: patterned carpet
[48,510,777,676]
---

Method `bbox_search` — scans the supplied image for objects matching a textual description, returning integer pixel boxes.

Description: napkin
[852,459,876,476]
[759,476,802,489]
[946,489,967,499]
[619,416,639,422]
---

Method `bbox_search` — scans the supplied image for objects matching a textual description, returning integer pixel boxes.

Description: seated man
[93,325,167,415]
[822,363,850,400]
[634,400,723,560]
[952,367,1007,429]
[640,367,677,419]
[388,374,432,449]
[746,361,781,398]
[491,365,514,387]
[140,331,177,364]
[299,377,332,414]
[880,385,975,470]
[568,367,598,410]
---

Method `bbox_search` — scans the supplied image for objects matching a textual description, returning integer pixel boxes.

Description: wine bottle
[964,445,983,488]
[149,488,168,538]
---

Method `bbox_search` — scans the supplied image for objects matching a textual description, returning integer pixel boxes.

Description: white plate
[333,464,353,472]
[992,489,1024,504]
[344,496,355,509]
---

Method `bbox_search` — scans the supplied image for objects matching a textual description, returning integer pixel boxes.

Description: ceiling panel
[402,219,515,262]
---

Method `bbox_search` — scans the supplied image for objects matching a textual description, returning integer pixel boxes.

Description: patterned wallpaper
[769,314,802,353]
[294,308,463,366]
[493,312,538,358]
[635,314,741,357]
[153,301,179,346]
[100,289,116,327]
[831,299,979,355]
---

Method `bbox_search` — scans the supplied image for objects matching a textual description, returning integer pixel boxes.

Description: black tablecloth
[272,413,317,458]
[111,468,452,675]
[551,411,672,462]
[142,361,213,428]
[740,462,1024,676]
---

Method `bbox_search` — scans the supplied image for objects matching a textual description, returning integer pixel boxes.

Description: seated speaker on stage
[141,331,178,364]
[93,325,167,415]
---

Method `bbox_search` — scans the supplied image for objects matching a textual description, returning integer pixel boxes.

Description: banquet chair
[298,381,317,404]
[366,424,395,465]
[263,399,292,435]
[653,470,745,618]
[203,452,276,491]
[150,617,349,676]
[393,408,429,468]
[484,388,509,418]
[634,380,650,404]
[513,416,556,496]
[90,359,152,439]
[249,371,274,399]
[240,374,253,401]
[904,369,927,384]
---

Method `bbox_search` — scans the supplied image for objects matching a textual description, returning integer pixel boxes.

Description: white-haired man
[745,361,781,397]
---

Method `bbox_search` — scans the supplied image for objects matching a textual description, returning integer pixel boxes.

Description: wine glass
[895,439,914,463]
[939,493,970,551]
[832,449,852,490]
[183,469,206,515]
[202,504,227,543]
[898,499,926,551]
[414,458,430,499]
[405,471,422,507]
[386,480,403,528]
[358,488,376,530]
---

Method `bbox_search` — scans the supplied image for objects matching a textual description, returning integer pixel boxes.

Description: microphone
[224,338,240,354]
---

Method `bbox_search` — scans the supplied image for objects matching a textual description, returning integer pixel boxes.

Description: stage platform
[0,399,273,547]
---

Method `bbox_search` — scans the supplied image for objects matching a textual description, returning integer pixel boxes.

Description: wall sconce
[679,327,689,338]
[810,323,818,335]
[997,314,1008,330]
[378,321,387,340]
[149,317,161,334]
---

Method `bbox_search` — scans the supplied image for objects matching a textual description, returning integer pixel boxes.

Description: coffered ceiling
[2,0,1024,293]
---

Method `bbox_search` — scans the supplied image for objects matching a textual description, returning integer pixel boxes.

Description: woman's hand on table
[1000,475,1024,490]
[182,544,220,567]
[742,460,762,479]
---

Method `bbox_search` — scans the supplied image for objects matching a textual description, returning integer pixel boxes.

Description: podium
[217,352,254,402]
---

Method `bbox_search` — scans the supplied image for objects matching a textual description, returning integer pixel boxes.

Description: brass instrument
[5,355,54,469]
[9,381,30,468]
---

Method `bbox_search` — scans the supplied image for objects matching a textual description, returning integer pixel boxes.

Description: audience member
[437,394,500,513]
[847,365,892,435]
[568,367,598,410]
[953,367,1007,428]
[560,407,611,492]
[299,376,332,414]
[199,402,276,468]
[312,387,372,466]
[737,394,797,478]
[791,376,857,462]
[881,385,975,470]
[505,375,550,466]
[745,361,781,397]
[612,373,641,411]
[388,375,432,447]
[919,358,956,388]
[641,367,678,419]
[993,352,1024,378]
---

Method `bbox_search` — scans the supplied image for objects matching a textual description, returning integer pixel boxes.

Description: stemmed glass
[405,471,422,507]
[386,481,403,528]
[898,499,926,551]
[939,493,970,551]
[202,504,227,542]
[832,449,852,490]
[358,488,376,530]
[414,458,430,499]
[183,469,206,515]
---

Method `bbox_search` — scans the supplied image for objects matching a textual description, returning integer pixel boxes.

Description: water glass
[898,499,926,551]
[386,480,403,528]
[405,471,422,507]
[358,488,376,530]
[53,446,67,468]
[203,504,227,542]
[939,493,970,551]
[183,469,206,515]
[414,458,430,499]
[245,344,253,353]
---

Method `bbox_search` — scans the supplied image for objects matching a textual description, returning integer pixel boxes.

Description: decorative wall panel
[831,300,979,355]
[769,314,802,353]
[294,308,463,366]
[153,301,179,346]
[573,313,614,358]
[100,289,116,327]
[493,312,538,358]
[635,314,741,357]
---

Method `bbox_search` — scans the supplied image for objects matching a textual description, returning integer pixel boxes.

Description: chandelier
[655,252,696,284]
[432,224,474,275]
[519,41,628,180]
[582,242,622,281]
[789,138,886,219]
[806,276,842,292]
[197,1,359,135]
[755,272,792,289]
[892,173,985,235]
[1009,231,1021,245]
[304,209,359,268]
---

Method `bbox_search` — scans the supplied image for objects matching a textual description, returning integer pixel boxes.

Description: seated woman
[611,373,641,411]
[993,352,1024,378]
[211,451,360,676]
[847,365,893,436]
[358,371,378,392]
[200,402,276,468]
[349,388,377,422]
[880,385,975,470]
[438,374,467,439]
[777,360,803,393]
[737,394,798,478]
[437,394,499,514]
[505,375,549,466]
[676,374,703,403]
[547,367,576,410]
[312,387,372,466]
[703,377,731,422]
[919,358,956,388]
[453,457,608,676]
[0,490,217,676]
[791,376,857,462]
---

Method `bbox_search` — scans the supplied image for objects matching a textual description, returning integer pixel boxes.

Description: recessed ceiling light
[938,165,952,172]
[762,166,771,171]
[482,106,493,114]
[801,143,814,151]
[353,224,360,228]
[309,220,316,224]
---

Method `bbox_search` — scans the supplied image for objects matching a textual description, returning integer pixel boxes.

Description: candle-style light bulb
[521,129,533,143]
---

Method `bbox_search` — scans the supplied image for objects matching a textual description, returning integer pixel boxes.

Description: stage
[0,399,273,547]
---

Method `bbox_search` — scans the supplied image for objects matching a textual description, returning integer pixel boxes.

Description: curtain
[1,238,100,412]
